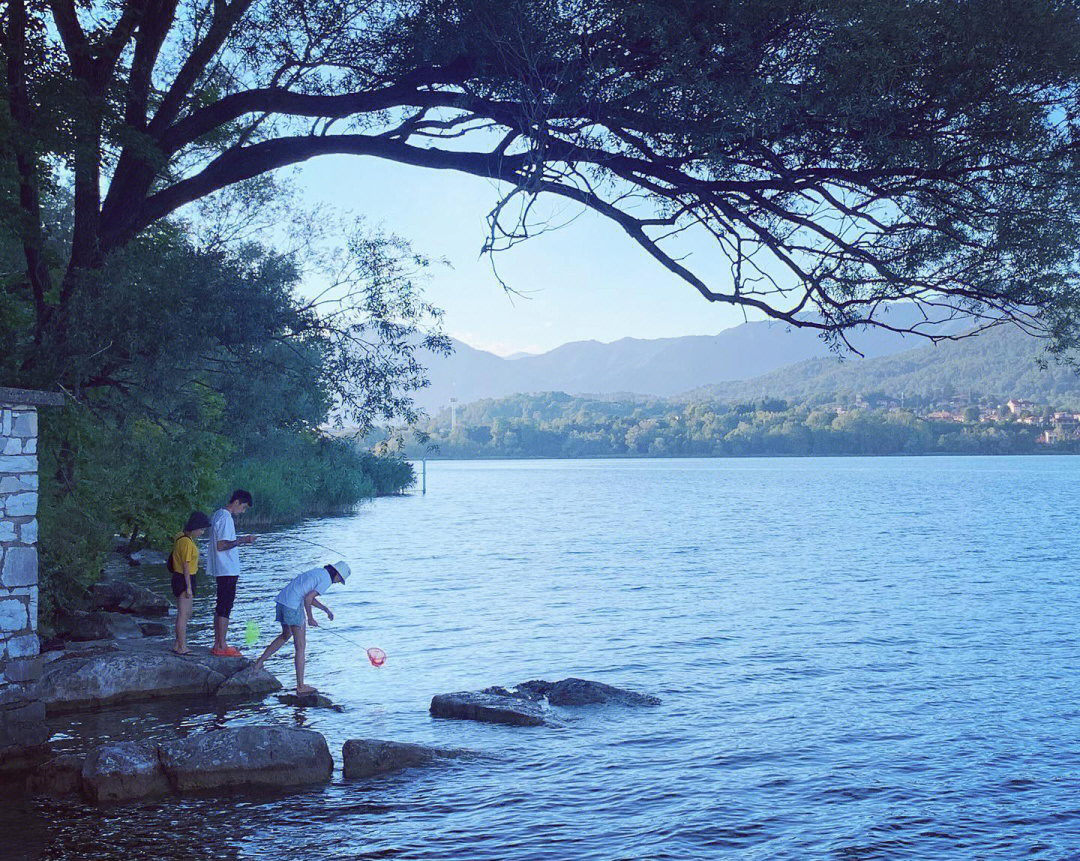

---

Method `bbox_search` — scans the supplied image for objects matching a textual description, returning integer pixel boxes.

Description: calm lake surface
[7,456,1080,859]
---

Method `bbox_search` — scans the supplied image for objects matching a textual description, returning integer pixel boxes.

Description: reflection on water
[7,456,1080,859]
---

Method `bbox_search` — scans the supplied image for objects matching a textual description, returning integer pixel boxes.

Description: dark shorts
[215,576,239,618]
[170,573,197,598]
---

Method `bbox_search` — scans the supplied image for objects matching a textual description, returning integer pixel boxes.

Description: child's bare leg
[174,595,192,654]
[293,624,315,693]
[253,624,291,670]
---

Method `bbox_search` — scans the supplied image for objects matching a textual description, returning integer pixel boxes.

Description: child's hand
[307,615,319,628]
[325,609,334,622]
[241,535,257,545]
[183,590,192,599]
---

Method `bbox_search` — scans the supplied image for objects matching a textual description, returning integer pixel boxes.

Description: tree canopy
[5,0,1080,363]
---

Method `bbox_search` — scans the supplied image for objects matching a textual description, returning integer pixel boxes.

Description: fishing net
[367,647,386,667]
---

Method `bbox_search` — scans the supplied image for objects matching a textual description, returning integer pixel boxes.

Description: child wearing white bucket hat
[253,561,350,694]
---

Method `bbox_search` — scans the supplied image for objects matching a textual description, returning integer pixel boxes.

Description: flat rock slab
[81,742,170,803]
[342,738,471,779]
[430,691,544,726]
[277,692,344,711]
[158,726,333,792]
[32,648,281,713]
[88,579,169,617]
[523,678,661,707]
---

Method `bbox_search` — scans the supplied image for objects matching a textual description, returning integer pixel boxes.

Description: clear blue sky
[294,155,758,355]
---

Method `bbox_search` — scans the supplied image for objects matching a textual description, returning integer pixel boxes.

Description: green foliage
[36,398,229,624]
[2,206,439,623]
[407,392,1062,459]
[225,432,378,526]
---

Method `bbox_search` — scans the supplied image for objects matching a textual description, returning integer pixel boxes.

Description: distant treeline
[403,393,1073,459]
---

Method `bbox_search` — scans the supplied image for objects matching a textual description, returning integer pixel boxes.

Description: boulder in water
[543,678,660,707]
[81,742,170,803]
[28,754,84,796]
[213,664,283,699]
[0,688,49,777]
[158,726,333,792]
[54,610,145,641]
[276,691,343,711]
[88,579,169,617]
[430,691,544,726]
[342,738,470,779]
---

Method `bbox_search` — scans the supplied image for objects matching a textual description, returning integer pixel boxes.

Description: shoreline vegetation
[396,392,1080,461]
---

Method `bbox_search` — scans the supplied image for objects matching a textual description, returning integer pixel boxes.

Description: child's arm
[182,560,193,597]
[303,590,320,626]
[311,597,334,621]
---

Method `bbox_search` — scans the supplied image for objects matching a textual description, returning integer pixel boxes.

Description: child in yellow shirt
[170,511,211,655]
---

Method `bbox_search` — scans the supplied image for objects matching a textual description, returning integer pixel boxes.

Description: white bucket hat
[330,561,351,582]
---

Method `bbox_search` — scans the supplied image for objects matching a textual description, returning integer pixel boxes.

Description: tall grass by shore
[226,433,415,526]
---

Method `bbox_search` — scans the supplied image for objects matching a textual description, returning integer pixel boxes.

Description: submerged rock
[342,738,470,779]
[81,742,170,803]
[542,678,660,707]
[276,691,343,711]
[28,754,84,796]
[88,579,169,617]
[158,726,333,792]
[430,691,545,726]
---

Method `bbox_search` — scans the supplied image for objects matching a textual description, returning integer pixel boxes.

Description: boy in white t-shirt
[253,561,350,694]
[208,489,256,657]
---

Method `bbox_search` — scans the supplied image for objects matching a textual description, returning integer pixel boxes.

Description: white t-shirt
[276,567,332,610]
[207,508,239,577]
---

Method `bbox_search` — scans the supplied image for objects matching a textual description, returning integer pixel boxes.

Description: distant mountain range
[690,324,1080,406]
[416,307,954,412]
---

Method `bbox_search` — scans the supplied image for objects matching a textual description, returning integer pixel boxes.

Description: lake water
[8,456,1080,859]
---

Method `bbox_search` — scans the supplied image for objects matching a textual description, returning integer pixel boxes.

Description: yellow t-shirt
[171,534,199,577]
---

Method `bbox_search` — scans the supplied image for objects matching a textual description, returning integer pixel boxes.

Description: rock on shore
[342,738,471,779]
[55,610,144,641]
[31,643,281,713]
[430,691,545,726]
[88,578,169,617]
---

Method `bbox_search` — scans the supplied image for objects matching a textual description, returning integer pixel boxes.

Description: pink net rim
[367,647,386,667]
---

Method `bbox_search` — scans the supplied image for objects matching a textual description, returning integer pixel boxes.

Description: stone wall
[0,403,41,687]
[0,388,62,690]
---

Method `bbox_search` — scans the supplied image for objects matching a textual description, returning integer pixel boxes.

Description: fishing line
[274,534,351,558]
[322,625,386,667]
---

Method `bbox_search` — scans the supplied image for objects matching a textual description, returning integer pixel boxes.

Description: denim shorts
[275,602,306,628]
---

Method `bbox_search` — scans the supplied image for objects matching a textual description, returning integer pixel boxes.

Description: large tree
[5,0,1080,361]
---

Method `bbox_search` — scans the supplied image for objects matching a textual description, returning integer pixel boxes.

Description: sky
[292,155,759,356]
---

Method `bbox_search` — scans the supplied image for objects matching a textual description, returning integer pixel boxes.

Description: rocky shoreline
[2,574,661,806]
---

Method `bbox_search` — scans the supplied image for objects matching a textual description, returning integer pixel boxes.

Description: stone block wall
[0,403,40,687]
